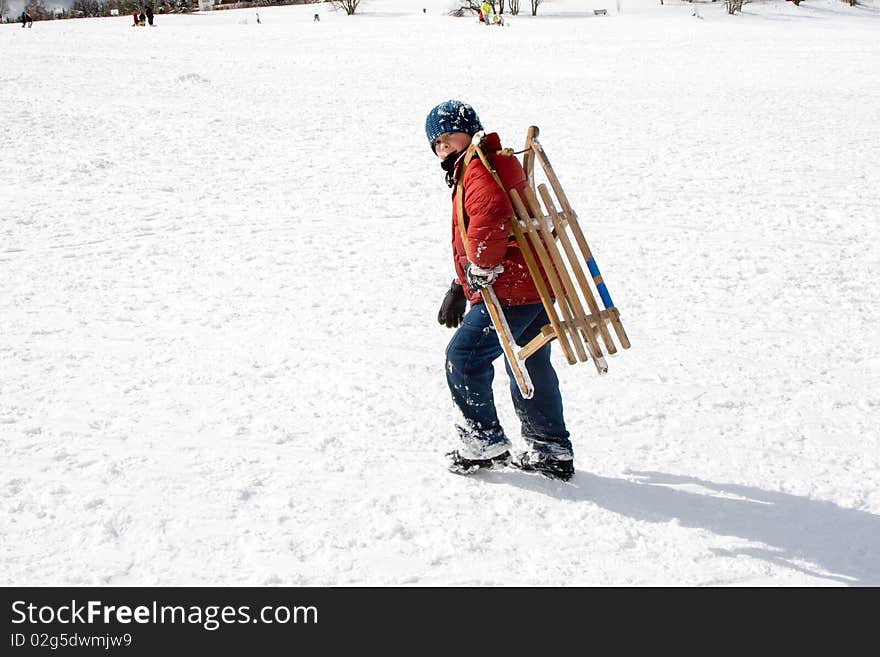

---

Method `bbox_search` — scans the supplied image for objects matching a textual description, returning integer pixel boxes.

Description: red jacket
[451,132,547,306]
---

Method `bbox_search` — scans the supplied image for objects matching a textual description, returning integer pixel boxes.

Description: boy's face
[433,132,472,160]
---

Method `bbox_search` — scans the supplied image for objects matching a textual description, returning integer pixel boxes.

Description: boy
[425,100,574,481]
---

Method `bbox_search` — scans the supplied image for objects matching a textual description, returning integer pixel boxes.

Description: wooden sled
[456,127,630,399]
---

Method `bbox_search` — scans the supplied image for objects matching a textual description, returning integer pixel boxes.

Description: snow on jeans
[445,302,572,460]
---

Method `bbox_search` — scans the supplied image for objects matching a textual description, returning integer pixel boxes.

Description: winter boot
[512,451,574,481]
[446,450,511,475]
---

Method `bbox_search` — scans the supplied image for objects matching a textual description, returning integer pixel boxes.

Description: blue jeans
[445,302,572,460]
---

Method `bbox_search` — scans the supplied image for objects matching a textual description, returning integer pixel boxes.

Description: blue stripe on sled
[597,283,614,309]
[587,258,614,308]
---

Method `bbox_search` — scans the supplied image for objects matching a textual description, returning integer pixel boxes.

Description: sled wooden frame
[456,127,630,399]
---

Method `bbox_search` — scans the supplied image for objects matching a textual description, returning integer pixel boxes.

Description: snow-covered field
[2,0,879,586]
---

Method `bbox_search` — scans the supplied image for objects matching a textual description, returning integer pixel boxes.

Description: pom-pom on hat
[425,100,483,153]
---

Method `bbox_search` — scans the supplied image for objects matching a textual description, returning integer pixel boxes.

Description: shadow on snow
[482,468,880,585]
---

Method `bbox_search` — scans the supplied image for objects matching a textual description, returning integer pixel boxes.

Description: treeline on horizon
[1,0,321,22]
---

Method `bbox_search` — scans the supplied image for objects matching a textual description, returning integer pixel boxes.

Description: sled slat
[508,190,577,365]
[521,186,595,366]
[522,125,539,193]
[517,327,555,362]
[538,184,617,355]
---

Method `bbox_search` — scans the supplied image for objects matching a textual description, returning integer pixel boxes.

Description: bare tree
[25,0,49,19]
[508,0,519,14]
[530,0,542,16]
[329,0,362,15]
[71,0,102,17]
[451,1,487,17]
[0,0,9,22]
[725,0,743,13]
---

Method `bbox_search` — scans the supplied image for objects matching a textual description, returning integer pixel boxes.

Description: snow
[2,0,879,586]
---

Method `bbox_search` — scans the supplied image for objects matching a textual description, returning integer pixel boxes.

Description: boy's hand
[438,281,467,328]
[464,262,504,291]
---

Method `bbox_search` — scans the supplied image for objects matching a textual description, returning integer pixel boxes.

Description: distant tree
[329,0,361,15]
[0,0,9,22]
[24,0,49,19]
[453,1,480,15]
[121,0,146,12]
[72,0,102,16]
[508,0,519,14]
[529,0,542,15]
[725,0,743,12]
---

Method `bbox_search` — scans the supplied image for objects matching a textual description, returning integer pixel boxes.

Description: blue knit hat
[425,100,483,152]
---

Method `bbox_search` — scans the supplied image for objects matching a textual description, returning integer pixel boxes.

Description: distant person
[480,1,492,25]
[22,11,33,28]
[132,11,139,26]
[256,12,261,24]
[313,13,320,21]
[145,5,154,26]
[138,11,145,25]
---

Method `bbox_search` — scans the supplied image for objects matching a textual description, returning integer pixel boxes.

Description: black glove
[437,280,467,328]
[464,262,504,292]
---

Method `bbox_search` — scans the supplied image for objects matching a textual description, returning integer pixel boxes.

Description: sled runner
[456,127,630,399]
